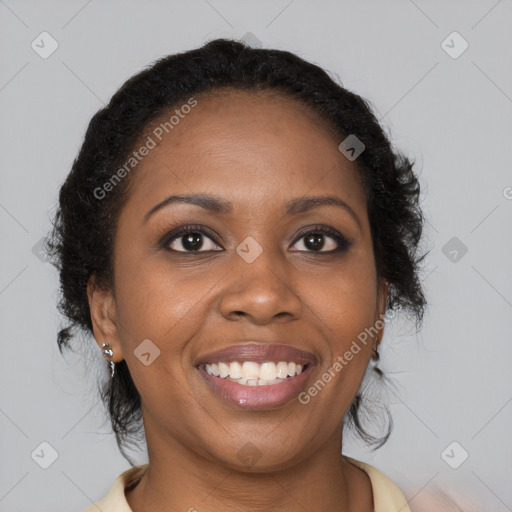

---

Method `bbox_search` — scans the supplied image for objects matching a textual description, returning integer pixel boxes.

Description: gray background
[1,0,511,511]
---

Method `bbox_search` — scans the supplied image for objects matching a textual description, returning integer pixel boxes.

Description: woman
[47,38,426,512]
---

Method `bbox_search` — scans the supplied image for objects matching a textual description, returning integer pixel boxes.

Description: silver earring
[101,342,115,378]
[371,341,380,362]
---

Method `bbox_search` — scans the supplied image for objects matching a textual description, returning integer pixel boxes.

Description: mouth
[194,343,317,410]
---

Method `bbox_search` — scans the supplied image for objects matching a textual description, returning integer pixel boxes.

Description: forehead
[124,89,366,215]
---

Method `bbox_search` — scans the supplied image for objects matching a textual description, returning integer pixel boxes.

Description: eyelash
[159,224,352,254]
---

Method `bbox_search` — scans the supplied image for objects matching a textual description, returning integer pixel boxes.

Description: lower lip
[197,365,314,410]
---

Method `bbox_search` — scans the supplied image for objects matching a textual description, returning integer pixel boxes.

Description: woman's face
[90,89,387,470]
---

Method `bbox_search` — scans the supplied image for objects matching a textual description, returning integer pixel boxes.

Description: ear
[87,274,125,363]
[376,278,389,318]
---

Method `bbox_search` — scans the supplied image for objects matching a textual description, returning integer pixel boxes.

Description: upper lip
[195,342,318,367]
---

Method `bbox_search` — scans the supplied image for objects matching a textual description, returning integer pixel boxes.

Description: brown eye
[162,225,223,253]
[290,227,351,253]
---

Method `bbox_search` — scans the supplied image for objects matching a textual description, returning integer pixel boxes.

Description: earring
[371,341,380,362]
[101,342,115,378]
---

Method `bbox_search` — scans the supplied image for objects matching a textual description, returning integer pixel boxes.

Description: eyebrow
[143,193,361,228]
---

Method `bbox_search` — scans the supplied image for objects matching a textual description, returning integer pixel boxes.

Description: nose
[218,247,303,325]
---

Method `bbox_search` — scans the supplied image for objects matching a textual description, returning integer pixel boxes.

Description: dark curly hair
[46,38,427,465]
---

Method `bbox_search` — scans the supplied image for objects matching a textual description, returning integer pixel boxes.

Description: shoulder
[81,465,148,512]
[344,456,412,512]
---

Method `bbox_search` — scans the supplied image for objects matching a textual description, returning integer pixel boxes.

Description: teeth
[229,361,242,379]
[277,362,289,378]
[242,361,260,380]
[260,362,277,380]
[227,376,282,386]
[204,360,306,382]
[219,362,230,378]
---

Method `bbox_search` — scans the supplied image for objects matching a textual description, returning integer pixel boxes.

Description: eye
[163,225,223,253]
[290,226,351,253]
[160,224,351,254]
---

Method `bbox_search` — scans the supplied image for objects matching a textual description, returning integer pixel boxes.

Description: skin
[88,89,389,512]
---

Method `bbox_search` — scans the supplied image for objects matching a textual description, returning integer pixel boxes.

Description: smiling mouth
[198,361,310,386]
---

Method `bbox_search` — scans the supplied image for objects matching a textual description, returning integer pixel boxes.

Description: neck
[125,428,373,512]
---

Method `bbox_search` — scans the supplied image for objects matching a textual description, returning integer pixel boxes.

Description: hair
[46,38,428,464]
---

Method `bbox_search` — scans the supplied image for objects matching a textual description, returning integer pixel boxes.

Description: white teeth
[204,360,306,384]
[219,362,230,378]
[242,361,260,380]
[229,361,242,379]
[226,376,283,386]
[260,362,277,380]
[277,361,289,378]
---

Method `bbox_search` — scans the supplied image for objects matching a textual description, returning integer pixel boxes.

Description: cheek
[311,252,379,341]
[303,251,378,400]
[113,242,198,334]
[112,256,204,402]
[295,258,379,431]
[112,246,220,388]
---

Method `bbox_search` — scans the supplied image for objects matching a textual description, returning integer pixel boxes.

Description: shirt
[82,456,411,512]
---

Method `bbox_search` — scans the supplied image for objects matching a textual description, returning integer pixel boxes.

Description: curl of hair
[46,38,427,463]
